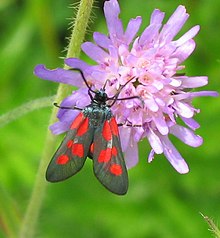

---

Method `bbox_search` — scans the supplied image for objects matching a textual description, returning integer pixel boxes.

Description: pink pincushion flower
[34,1,218,173]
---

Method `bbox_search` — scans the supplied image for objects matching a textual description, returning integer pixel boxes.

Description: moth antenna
[53,102,82,111]
[113,76,136,99]
[73,68,90,89]
[103,79,111,90]
[107,76,138,106]
[73,68,96,100]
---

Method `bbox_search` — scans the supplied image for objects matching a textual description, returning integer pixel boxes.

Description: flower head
[35,0,218,173]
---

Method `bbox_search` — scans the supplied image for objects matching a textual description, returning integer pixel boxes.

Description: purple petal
[158,42,177,56]
[90,70,108,84]
[119,126,139,168]
[124,140,139,169]
[81,42,109,63]
[139,24,160,47]
[144,98,159,112]
[174,91,219,101]
[50,121,70,135]
[57,88,89,118]
[148,149,155,163]
[65,58,90,70]
[146,128,163,154]
[119,126,132,152]
[34,64,83,87]
[93,32,112,49]
[133,127,145,142]
[50,109,77,134]
[174,25,200,47]
[56,94,77,119]
[150,9,165,25]
[170,125,203,147]
[160,5,189,42]
[174,101,194,118]
[50,88,90,135]
[138,9,165,46]
[108,45,118,61]
[152,112,169,135]
[180,76,208,88]
[161,135,189,174]
[189,91,219,97]
[125,16,142,45]
[104,0,124,44]
[169,77,182,87]
[53,88,90,133]
[172,39,196,63]
[181,117,200,130]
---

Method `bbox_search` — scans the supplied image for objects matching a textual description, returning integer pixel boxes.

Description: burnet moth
[46,69,140,195]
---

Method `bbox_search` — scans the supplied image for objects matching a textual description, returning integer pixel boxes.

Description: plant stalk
[19,1,94,237]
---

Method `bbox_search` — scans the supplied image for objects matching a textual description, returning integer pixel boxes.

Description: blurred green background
[1,0,220,237]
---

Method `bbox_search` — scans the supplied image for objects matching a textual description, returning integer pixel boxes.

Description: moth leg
[54,102,82,111]
[117,123,142,127]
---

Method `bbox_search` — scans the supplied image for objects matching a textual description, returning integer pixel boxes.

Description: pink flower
[34,1,218,173]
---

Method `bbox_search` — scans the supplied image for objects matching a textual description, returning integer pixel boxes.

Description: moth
[46,69,139,195]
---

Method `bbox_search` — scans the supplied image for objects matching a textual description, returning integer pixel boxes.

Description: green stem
[0,186,21,238]
[58,0,95,101]
[201,213,220,238]
[0,96,55,128]
[19,1,94,237]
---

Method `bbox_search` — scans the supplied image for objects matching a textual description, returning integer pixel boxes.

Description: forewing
[46,112,94,182]
[93,117,128,195]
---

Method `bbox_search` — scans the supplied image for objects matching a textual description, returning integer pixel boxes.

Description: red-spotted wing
[46,112,94,182]
[92,116,128,195]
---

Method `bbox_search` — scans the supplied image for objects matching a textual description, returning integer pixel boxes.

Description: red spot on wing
[72,143,84,158]
[102,121,112,141]
[56,154,69,164]
[66,140,73,148]
[70,112,84,130]
[98,148,111,163]
[109,164,122,176]
[77,117,89,136]
[90,143,94,154]
[109,117,119,136]
[112,146,118,156]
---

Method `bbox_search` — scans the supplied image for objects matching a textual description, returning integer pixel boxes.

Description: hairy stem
[19,1,94,237]
[201,213,220,238]
[0,96,55,128]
